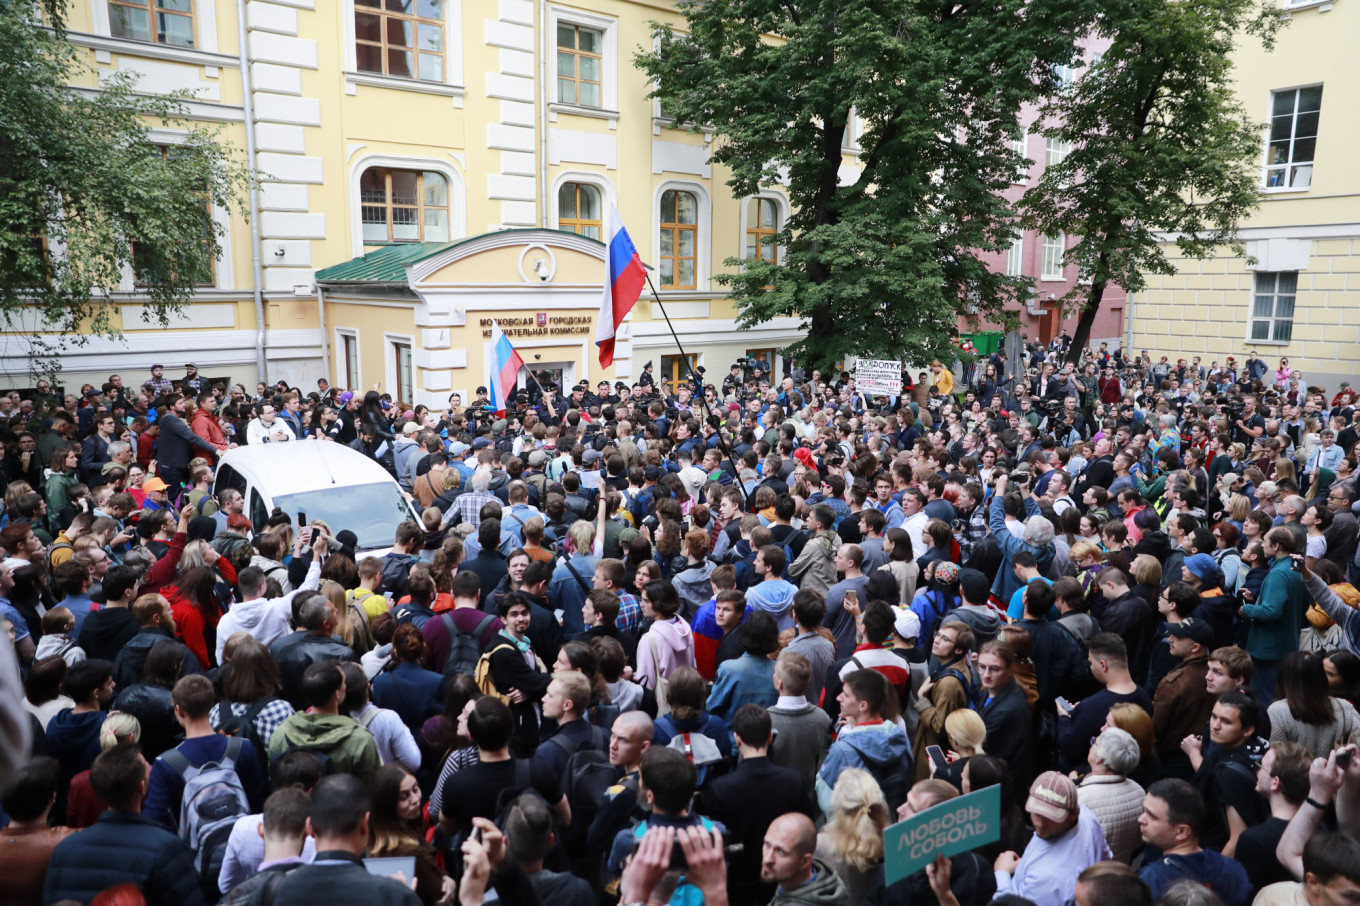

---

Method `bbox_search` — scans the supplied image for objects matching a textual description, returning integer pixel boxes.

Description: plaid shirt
[453,490,498,529]
[210,698,296,749]
[616,591,642,635]
[146,376,174,397]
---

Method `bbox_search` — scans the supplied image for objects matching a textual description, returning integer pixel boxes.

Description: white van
[212,443,421,558]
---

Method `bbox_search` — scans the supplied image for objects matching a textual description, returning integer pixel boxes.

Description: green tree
[1018,0,1282,364]
[0,0,252,378]
[636,0,1096,370]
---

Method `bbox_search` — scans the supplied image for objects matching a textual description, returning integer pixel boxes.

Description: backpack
[218,698,276,774]
[550,726,614,848]
[379,553,418,599]
[475,641,518,703]
[441,611,496,677]
[666,729,726,785]
[914,590,959,647]
[161,737,252,889]
[393,602,434,630]
[861,754,912,815]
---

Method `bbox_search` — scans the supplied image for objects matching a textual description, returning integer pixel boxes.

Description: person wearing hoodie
[248,532,292,595]
[789,505,840,599]
[988,475,1056,605]
[267,661,381,781]
[215,559,322,663]
[672,528,717,622]
[44,658,115,822]
[816,669,911,816]
[636,581,697,694]
[944,569,1003,650]
[746,544,799,630]
[391,422,422,493]
[77,564,142,661]
[763,812,850,906]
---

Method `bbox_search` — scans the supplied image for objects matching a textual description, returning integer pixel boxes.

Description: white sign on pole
[855,359,903,397]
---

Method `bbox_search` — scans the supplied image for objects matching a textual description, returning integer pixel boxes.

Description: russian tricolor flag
[488,319,524,415]
[596,204,646,368]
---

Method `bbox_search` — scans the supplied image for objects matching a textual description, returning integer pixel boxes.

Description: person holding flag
[488,319,525,415]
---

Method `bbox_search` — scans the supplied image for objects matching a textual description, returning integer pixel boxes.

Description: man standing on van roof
[157,393,222,498]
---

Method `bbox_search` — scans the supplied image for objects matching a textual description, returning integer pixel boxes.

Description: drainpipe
[317,284,331,385]
[237,0,269,384]
[539,0,549,227]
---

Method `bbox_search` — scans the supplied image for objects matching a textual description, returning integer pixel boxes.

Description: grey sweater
[769,699,833,805]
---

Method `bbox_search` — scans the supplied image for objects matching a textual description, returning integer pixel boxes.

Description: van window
[249,488,270,533]
[272,483,414,551]
[215,464,247,496]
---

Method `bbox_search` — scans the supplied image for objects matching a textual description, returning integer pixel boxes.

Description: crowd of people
[3,337,1360,906]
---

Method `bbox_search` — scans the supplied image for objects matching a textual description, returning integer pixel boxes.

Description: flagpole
[641,270,749,509]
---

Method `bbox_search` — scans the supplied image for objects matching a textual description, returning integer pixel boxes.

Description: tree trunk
[1064,278,1108,365]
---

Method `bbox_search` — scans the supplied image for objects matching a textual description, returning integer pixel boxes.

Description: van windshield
[272,484,413,551]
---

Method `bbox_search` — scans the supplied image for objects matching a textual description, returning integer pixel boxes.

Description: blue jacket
[1138,851,1253,906]
[745,578,798,630]
[44,810,205,906]
[989,495,1055,602]
[1241,556,1309,660]
[706,652,778,720]
[371,661,448,731]
[815,721,910,815]
[550,554,599,634]
[46,708,105,799]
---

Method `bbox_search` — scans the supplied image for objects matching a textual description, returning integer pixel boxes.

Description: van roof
[217,442,397,493]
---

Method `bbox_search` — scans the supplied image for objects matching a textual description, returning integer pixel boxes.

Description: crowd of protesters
[3,338,1360,906]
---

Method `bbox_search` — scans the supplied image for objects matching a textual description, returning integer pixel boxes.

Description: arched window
[360,168,449,244]
[745,197,780,265]
[558,183,601,239]
[659,189,697,290]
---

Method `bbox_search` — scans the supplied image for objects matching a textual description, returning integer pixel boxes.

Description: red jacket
[1098,376,1122,405]
[190,407,228,460]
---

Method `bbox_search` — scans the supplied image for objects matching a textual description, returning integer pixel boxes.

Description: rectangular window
[133,145,214,287]
[109,0,196,47]
[1250,272,1296,343]
[1041,233,1065,279]
[659,189,698,290]
[557,23,603,108]
[341,333,360,389]
[745,198,780,265]
[392,341,413,403]
[1045,137,1071,168]
[1006,230,1023,277]
[1265,87,1321,189]
[355,0,445,82]
[1011,127,1028,182]
[1052,64,1075,89]
[661,354,697,388]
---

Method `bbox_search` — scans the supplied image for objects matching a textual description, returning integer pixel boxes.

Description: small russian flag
[596,204,646,368]
[488,319,524,415]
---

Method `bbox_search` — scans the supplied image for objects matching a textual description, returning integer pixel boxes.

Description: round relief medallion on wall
[519,245,557,284]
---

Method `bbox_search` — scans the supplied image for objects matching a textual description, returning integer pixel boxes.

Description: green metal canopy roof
[314,229,604,285]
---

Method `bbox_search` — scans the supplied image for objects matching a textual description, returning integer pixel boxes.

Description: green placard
[882,783,1002,885]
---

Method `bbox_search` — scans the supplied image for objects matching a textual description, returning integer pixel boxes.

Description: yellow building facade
[1128,0,1360,391]
[13,0,813,401]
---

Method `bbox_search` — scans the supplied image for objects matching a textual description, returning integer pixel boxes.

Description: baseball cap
[893,607,921,642]
[958,568,991,606]
[1183,553,1221,584]
[142,477,168,492]
[472,437,492,449]
[1167,617,1214,648]
[338,392,354,404]
[449,441,470,456]
[1025,771,1079,822]
[583,449,602,464]
[527,450,547,467]
[644,465,663,481]
[185,362,199,369]
[401,422,420,436]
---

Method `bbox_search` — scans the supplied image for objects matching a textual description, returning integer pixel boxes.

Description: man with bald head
[587,710,654,853]
[762,811,847,904]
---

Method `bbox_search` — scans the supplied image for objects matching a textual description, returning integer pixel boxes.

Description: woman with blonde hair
[815,767,891,905]
[1105,702,1159,787]
[67,711,142,828]
[934,708,986,789]
[1129,554,1162,609]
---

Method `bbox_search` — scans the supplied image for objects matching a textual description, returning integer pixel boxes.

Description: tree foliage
[1017,0,1282,362]
[637,0,1097,370]
[0,0,252,378]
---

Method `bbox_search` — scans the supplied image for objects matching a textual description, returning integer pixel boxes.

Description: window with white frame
[1251,272,1296,343]
[1041,233,1065,279]
[1045,137,1071,168]
[1006,229,1023,277]
[354,0,445,82]
[109,0,196,47]
[340,332,360,389]
[1011,126,1028,181]
[391,340,414,403]
[360,167,450,244]
[1265,86,1321,190]
[1052,63,1076,89]
[557,23,603,108]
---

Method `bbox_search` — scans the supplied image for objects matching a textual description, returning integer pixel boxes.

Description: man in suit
[702,704,810,906]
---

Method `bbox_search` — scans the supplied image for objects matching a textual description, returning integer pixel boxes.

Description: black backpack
[549,727,614,849]
[862,756,912,815]
[218,698,277,774]
[440,611,496,677]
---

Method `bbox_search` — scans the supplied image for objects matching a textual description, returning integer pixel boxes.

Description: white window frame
[1053,63,1076,89]
[739,191,790,267]
[341,0,465,102]
[1041,232,1066,280]
[1011,125,1028,184]
[652,180,712,294]
[1045,136,1071,168]
[335,327,361,390]
[385,331,416,404]
[1005,229,1024,277]
[91,0,221,56]
[547,6,619,118]
[1262,85,1322,193]
[549,171,617,239]
[841,108,860,153]
[348,154,467,257]
[1249,271,1297,345]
